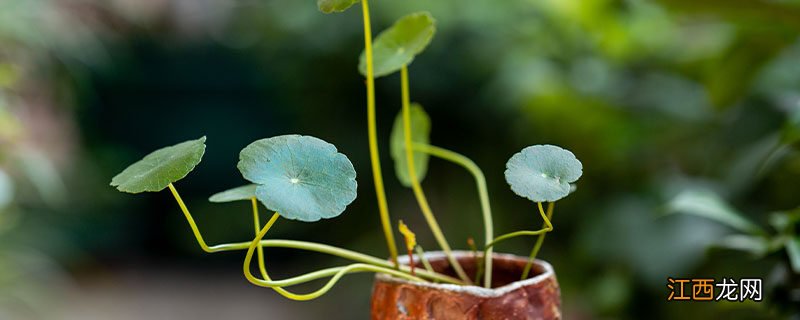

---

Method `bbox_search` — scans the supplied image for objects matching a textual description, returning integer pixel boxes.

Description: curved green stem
[521,202,554,279]
[251,198,269,280]
[243,212,425,301]
[411,143,495,288]
[400,66,471,284]
[485,229,551,250]
[483,202,552,258]
[166,183,461,285]
[244,212,311,299]
[360,0,399,268]
[168,183,214,252]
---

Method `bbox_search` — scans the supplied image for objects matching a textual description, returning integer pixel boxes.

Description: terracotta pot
[370,251,561,320]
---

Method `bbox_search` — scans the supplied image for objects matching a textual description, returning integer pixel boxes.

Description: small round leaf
[317,0,359,14]
[504,145,582,202]
[358,12,436,78]
[237,135,357,222]
[110,137,206,193]
[209,184,257,203]
[390,103,431,187]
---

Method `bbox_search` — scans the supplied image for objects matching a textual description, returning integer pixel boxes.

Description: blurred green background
[1,0,799,319]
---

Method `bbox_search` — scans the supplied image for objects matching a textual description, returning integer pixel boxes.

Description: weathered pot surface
[370,251,561,320]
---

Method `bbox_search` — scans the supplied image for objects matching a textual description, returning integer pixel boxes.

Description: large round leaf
[317,0,359,14]
[237,135,357,222]
[358,12,436,78]
[390,103,431,187]
[504,145,582,202]
[209,184,257,203]
[110,137,206,193]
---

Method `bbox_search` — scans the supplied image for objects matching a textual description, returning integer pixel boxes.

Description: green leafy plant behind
[209,184,257,203]
[358,12,436,78]
[317,0,360,14]
[110,136,206,193]
[668,189,800,273]
[667,189,764,234]
[237,135,357,222]
[505,145,583,202]
[788,237,800,273]
[780,107,800,146]
[390,103,431,186]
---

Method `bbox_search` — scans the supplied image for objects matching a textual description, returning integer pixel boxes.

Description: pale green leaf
[209,184,257,203]
[505,145,583,202]
[713,234,769,256]
[237,135,357,222]
[317,0,359,14]
[358,12,436,78]
[110,137,206,193]
[390,103,431,187]
[667,189,763,234]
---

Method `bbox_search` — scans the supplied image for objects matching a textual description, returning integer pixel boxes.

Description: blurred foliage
[0,0,799,319]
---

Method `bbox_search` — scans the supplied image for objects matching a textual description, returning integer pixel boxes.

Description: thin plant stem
[482,202,552,258]
[361,0,399,268]
[168,183,213,252]
[407,248,415,276]
[400,66,470,284]
[243,212,426,301]
[521,202,555,279]
[244,212,316,300]
[252,198,269,279]
[411,142,495,288]
[415,245,436,280]
[166,183,461,284]
[468,238,484,285]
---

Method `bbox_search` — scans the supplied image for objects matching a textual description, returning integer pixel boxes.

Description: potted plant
[109,2,584,319]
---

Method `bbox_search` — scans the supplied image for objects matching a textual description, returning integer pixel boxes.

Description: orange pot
[370,251,561,320]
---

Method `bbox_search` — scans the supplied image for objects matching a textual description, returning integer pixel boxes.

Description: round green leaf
[358,12,436,78]
[390,103,431,187]
[110,137,206,193]
[317,0,359,14]
[504,145,582,202]
[237,135,357,222]
[209,184,257,203]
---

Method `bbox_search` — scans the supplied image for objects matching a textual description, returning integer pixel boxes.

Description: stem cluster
[158,0,562,299]
[167,182,462,301]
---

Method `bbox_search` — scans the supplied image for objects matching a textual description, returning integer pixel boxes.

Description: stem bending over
[483,202,554,278]
[243,212,426,301]
[400,66,471,284]
[411,142,495,288]
[167,182,462,301]
[522,202,555,279]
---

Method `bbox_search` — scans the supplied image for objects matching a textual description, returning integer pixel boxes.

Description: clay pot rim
[375,250,555,298]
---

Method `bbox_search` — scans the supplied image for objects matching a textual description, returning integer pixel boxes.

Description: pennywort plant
[110,2,585,299]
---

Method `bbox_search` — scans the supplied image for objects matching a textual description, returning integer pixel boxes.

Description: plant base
[370,251,561,320]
